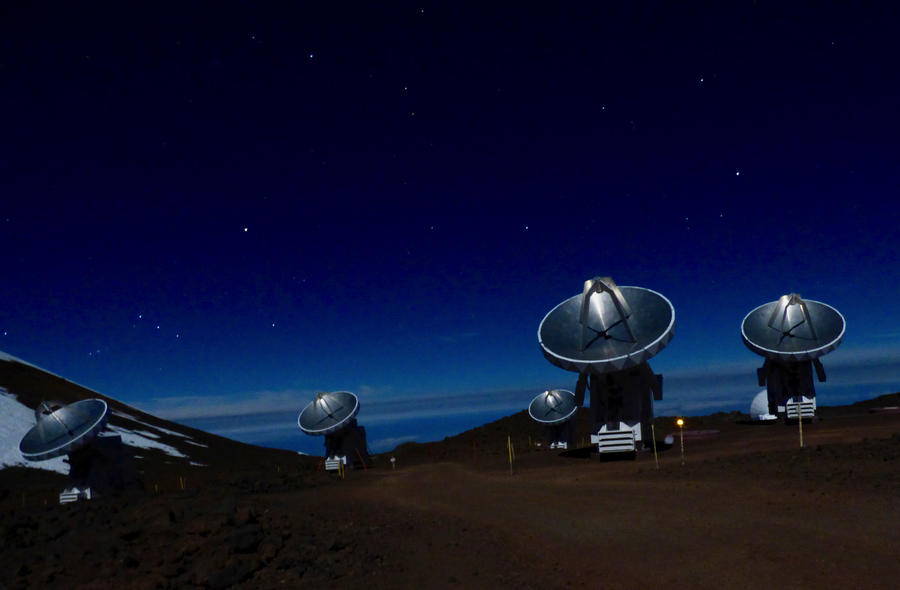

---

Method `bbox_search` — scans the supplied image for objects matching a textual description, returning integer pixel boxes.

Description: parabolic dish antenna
[742,294,845,362]
[528,389,577,425]
[19,399,109,462]
[538,277,675,374]
[298,391,360,436]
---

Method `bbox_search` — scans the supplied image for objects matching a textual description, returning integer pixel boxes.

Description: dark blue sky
[3,2,899,452]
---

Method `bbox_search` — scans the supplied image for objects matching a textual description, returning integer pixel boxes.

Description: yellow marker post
[676,418,685,466]
[507,435,514,475]
[651,424,659,470]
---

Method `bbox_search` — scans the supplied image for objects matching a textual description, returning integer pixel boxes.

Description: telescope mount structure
[18,398,136,503]
[528,389,578,449]
[538,277,674,456]
[298,391,371,471]
[742,294,845,421]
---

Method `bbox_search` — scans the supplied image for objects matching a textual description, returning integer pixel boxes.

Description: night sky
[3,2,899,453]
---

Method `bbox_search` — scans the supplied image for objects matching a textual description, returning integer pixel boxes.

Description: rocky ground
[2,395,900,589]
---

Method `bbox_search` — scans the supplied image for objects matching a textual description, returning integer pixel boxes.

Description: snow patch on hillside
[131,429,161,439]
[106,425,189,458]
[112,410,192,438]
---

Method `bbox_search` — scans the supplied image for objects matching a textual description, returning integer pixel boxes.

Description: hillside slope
[0,353,319,496]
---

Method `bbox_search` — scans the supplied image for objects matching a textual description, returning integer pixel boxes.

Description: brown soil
[3,399,900,589]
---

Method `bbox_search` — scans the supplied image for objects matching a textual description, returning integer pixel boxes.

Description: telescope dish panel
[539,278,675,374]
[742,295,845,362]
[528,389,577,425]
[19,399,109,462]
[298,391,360,436]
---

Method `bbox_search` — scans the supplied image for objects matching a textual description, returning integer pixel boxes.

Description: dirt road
[3,409,899,589]
[281,412,900,589]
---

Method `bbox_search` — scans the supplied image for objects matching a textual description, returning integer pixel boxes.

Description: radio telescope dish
[539,277,675,374]
[742,294,845,362]
[528,389,577,425]
[536,277,672,455]
[297,390,370,471]
[298,391,360,436]
[19,399,109,462]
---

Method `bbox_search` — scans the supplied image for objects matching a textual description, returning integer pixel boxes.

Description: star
[243,227,248,232]
[735,170,741,176]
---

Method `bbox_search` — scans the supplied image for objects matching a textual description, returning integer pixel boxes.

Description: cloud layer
[131,353,900,452]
